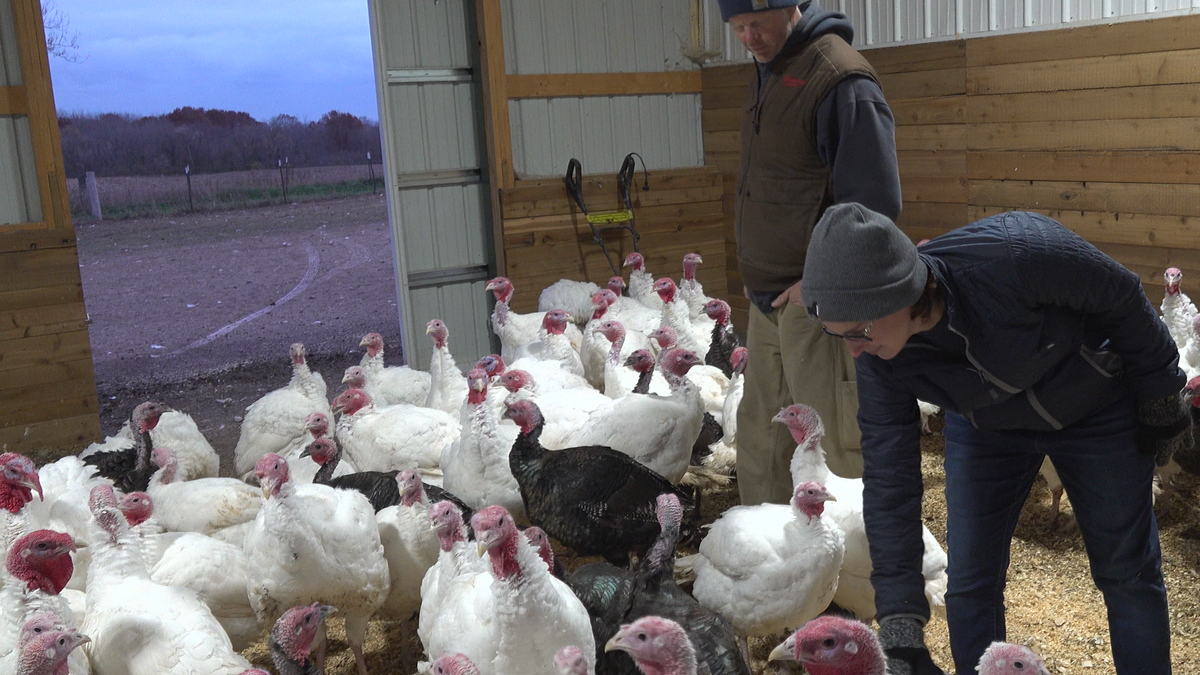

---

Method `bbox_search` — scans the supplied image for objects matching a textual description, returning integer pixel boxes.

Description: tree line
[58,107,383,177]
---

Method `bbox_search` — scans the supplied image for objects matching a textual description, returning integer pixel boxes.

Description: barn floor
[76,197,1200,675]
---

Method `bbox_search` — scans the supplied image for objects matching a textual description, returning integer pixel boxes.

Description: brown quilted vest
[734,33,880,292]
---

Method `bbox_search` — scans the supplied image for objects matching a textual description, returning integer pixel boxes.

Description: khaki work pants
[736,301,862,506]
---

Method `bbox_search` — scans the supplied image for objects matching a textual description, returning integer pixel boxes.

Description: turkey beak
[768,634,797,662]
[20,472,43,502]
[358,335,370,347]
[771,410,787,425]
[603,634,625,653]
[316,604,336,621]
[299,444,314,459]
[477,539,488,557]
[823,492,837,503]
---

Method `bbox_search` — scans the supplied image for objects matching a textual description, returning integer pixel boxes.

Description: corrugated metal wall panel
[503,0,704,177]
[407,281,492,371]
[370,0,494,368]
[509,94,703,179]
[702,0,1198,52]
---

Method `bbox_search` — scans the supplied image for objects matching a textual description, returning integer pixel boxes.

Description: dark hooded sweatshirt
[741,2,902,315]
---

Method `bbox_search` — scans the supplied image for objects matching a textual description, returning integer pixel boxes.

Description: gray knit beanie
[801,203,927,322]
[718,0,802,21]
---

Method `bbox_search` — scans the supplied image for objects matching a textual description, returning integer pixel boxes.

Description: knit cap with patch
[801,202,927,322]
[718,0,802,21]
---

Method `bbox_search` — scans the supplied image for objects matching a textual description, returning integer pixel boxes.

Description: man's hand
[771,279,805,308]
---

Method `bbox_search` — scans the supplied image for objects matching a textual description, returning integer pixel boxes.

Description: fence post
[185,164,194,212]
[367,151,376,194]
[84,171,102,220]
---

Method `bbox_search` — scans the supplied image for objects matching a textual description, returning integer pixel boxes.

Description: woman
[799,203,1193,675]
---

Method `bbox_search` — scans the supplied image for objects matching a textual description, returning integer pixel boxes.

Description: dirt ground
[76,193,402,453]
[75,196,1200,675]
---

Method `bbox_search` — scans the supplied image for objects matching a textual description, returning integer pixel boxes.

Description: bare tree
[42,1,81,62]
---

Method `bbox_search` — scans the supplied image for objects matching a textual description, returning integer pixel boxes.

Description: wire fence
[67,163,385,220]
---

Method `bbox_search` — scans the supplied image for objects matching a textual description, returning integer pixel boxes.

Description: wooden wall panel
[0,0,101,457]
[498,166,729,315]
[699,12,1200,314]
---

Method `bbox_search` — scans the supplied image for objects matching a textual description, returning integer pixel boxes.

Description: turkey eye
[1014,662,1025,669]
[823,638,836,648]
[637,633,647,642]
[37,543,48,549]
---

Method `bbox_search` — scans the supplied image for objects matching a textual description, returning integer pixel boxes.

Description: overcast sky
[48,0,380,122]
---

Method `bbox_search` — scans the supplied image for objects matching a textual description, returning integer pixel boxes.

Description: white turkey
[244,454,390,675]
[1,529,89,675]
[622,252,663,311]
[779,404,948,620]
[333,388,459,474]
[568,349,706,485]
[470,504,596,675]
[603,276,662,334]
[425,319,471,417]
[690,482,844,645]
[11,625,90,675]
[678,253,715,320]
[79,401,166,494]
[651,278,709,360]
[442,368,524,521]
[604,616,699,675]
[512,309,586,379]
[538,278,601,329]
[498,369,612,449]
[580,290,622,390]
[268,602,335,675]
[487,277,583,362]
[84,402,220,485]
[417,500,496,671]
[648,326,728,416]
[281,411,357,485]
[359,331,431,406]
[704,346,748,476]
[232,343,333,482]
[1161,267,1198,349]
[81,484,253,675]
[146,446,262,535]
[18,454,112,592]
[116,492,259,651]
[596,323,668,399]
[375,470,441,620]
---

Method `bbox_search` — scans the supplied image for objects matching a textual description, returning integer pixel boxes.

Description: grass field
[68,164,385,219]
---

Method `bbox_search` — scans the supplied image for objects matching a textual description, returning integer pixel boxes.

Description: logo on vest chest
[782,75,807,87]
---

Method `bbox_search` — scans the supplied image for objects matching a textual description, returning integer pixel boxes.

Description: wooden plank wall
[0,0,101,462]
[700,13,1200,310]
[499,167,728,314]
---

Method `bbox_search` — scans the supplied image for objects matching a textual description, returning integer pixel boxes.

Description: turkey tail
[679,466,733,490]
[674,552,701,582]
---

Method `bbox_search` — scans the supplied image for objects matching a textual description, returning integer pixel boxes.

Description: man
[721,0,902,507]
[802,203,1194,675]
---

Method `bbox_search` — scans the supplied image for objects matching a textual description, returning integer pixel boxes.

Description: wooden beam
[475,0,513,276]
[10,0,71,231]
[966,48,1200,96]
[506,71,703,99]
[967,151,1200,185]
[965,13,1200,67]
[0,86,28,115]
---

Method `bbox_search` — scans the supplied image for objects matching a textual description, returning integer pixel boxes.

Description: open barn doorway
[54,2,411,463]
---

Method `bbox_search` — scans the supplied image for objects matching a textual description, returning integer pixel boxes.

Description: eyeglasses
[821,321,873,343]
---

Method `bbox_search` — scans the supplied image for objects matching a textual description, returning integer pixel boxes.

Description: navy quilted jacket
[856,210,1184,620]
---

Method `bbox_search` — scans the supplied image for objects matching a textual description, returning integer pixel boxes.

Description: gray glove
[877,616,945,675]
[1136,392,1194,468]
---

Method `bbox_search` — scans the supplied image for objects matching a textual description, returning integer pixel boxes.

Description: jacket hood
[767,1,855,69]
